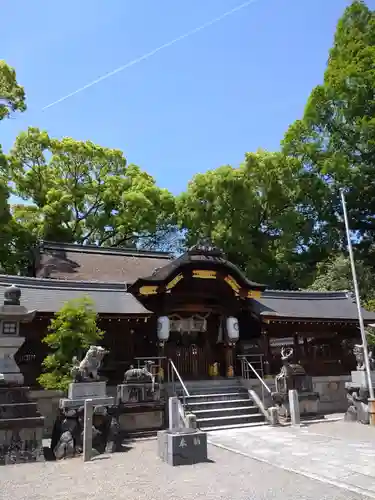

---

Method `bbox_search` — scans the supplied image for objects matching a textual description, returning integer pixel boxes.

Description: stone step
[0,416,45,430]
[0,387,30,404]
[185,392,249,403]
[196,413,265,429]
[183,386,245,395]
[184,381,243,389]
[201,421,268,432]
[186,398,254,411]
[193,405,259,419]
[0,402,39,419]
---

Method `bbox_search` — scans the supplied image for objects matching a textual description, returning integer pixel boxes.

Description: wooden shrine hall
[1,240,375,387]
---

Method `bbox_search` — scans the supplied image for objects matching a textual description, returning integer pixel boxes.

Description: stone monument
[345,344,375,424]
[271,346,320,423]
[52,346,116,459]
[0,285,45,465]
[157,397,208,466]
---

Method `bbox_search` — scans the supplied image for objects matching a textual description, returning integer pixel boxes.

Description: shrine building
[1,240,375,387]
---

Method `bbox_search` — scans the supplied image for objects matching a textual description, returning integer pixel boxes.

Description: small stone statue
[71,346,109,382]
[123,360,155,391]
[353,344,375,371]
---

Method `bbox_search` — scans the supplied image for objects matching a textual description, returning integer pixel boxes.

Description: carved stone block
[68,381,107,400]
[157,428,208,466]
[117,383,160,404]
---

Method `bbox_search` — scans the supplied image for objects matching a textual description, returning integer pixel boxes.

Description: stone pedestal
[0,337,25,385]
[60,382,113,409]
[0,386,44,465]
[351,370,375,387]
[157,428,208,466]
[52,381,116,460]
[272,391,319,423]
[345,371,375,424]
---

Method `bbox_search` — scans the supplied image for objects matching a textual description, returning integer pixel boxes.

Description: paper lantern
[157,316,170,342]
[226,316,239,343]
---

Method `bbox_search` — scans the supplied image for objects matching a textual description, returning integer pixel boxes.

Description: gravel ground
[0,440,368,500]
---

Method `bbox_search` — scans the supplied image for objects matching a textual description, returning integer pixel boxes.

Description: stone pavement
[207,420,375,499]
[1,437,366,500]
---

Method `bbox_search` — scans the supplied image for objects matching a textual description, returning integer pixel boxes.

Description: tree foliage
[282,0,375,266]
[0,60,29,273]
[38,297,104,391]
[178,150,330,288]
[7,127,176,247]
[2,1,375,301]
[308,253,375,301]
[0,60,26,120]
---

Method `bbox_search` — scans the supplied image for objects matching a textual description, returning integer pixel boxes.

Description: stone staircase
[176,379,267,431]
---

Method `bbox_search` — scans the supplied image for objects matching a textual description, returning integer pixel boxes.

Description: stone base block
[351,371,375,387]
[68,381,106,400]
[157,429,208,466]
[0,374,24,385]
[60,396,114,410]
[119,409,164,432]
[276,392,319,422]
[0,427,44,465]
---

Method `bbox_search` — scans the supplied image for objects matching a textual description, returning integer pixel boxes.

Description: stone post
[289,389,300,426]
[168,396,180,430]
[83,399,93,462]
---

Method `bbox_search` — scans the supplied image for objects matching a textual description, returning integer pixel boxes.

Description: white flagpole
[340,188,374,399]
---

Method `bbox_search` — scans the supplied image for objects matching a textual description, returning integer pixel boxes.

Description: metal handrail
[241,356,271,394]
[168,359,190,406]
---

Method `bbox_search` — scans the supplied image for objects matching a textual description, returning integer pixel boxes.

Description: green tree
[0,60,26,120]
[282,1,375,265]
[178,150,329,288]
[0,61,29,273]
[308,253,375,301]
[38,296,104,391]
[7,127,176,247]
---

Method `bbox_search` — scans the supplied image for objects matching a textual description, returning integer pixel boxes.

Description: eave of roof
[0,275,150,315]
[252,289,375,322]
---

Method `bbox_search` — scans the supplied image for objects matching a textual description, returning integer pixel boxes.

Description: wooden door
[166,343,210,380]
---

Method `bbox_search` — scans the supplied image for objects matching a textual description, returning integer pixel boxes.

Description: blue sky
[2,0,369,195]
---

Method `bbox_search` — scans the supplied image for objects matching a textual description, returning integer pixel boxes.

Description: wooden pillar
[158,343,166,383]
[303,337,309,358]
[293,334,300,362]
[225,344,235,377]
[261,328,271,375]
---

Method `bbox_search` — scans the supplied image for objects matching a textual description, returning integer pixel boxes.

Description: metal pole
[340,189,374,399]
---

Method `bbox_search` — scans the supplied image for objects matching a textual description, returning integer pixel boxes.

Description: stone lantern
[0,284,36,385]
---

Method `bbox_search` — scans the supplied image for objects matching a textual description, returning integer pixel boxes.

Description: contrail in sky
[42,0,261,111]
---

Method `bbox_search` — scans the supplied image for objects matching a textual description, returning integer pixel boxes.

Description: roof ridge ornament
[188,238,224,257]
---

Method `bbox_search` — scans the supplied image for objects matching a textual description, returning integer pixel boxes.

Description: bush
[38,296,104,391]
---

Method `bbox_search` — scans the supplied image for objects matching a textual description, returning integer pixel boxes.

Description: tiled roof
[35,241,173,283]
[0,275,150,315]
[253,290,375,322]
